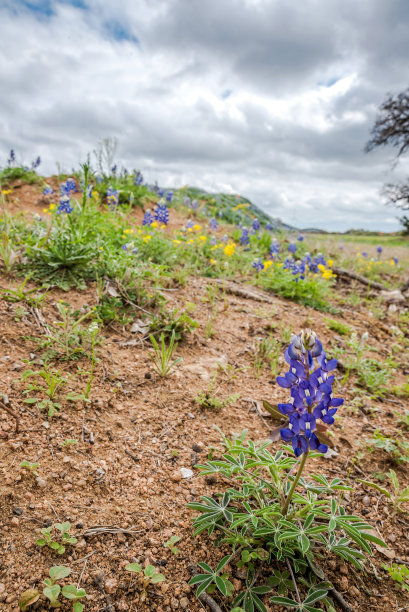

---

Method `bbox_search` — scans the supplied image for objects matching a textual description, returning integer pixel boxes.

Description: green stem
[283,451,309,516]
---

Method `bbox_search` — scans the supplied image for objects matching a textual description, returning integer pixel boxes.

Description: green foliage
[324,318,352,336]
[125,563,165,602]
[43,566,86,610]
[36,522,78,555]
[36,302,97,360]
[0,166,40,185]
[396,409,409,427]
[359,470,409,513]
[148,306,199,341]
[1,274,48,306]
[21,365,67,417]
[195,376,240,412]
[188,432,385,611]
[382,563,409,592]
[149,330,181,377]
[367,431,409,464]
[163,535,180,555]
[20,460,39,476]
[253,335,280,376]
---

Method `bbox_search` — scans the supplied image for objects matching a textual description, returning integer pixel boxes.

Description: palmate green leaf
[197,562,213,573]
[270,595,299,607]
[189,574,212,585]
[304,588,329,605]
[196,576,213,598]
[358,479,391,498]
[216,555,231,573]
[49,566,71,581]
[299,533,310,553]
[215,575,228,596]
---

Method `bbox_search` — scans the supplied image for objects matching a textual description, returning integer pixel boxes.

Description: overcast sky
[1,0,409,231]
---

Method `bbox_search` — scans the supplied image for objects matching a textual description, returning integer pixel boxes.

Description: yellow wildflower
[193,224,201,231]
[173,239,181,245]
[224,243,236,257]
[151,221,159,228]
[263,260,273,269]
[143,235,152,242]
[199,235,207,242]
[210,258,217,265]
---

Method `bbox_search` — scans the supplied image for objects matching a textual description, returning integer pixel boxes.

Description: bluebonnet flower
[122,243,129,251]
[142,210,153,226]
[166,191,173,203]
[298,235,304,241]
[106,186,119,208]
[154,203,169,225]
[57,196,73,215]
[134,171,143,185]
[270,240,280,257]
[252,258,264,271]
[31,156,41,169]
[60,178,77,197]
[209,218,218,231]
[183,196,191,207]
[266,223,273,231]
[191,199,199,210]
[221,234,229,243]
[186,220,194,230]
[122,168,128,177]
[111,165,117,174]
[240,228,250,246]
[362,251,368,258]
[43,186,54,196]
[132,247,138,254]
[218,211,223,218]
[252,218,261,232]
[158,189,164,198]
[393,257,398,265]
[288,243,297,254]
[210,236,217,246]
[377,245,382,258]
[7,149,15,165]
[277,329,343,457]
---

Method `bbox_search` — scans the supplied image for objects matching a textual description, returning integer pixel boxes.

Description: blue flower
[221,234,229,243]
[154,203,169,225]
[393,257,398,265]
[158,189,164,198]
[60,178,77,197]
[209,218,218,231]
[31,156,41,169]
[377,245,383,254]
[43,186,54,195]
[106,186,119,208]
[240,228,250,246]
[298,235,304,241]
[57,196,73,215]
[111,165,117,174]
[7,149,15,165]
[276,330,343,456]
[266,223,273,231]
[134,171,143,185]
[210,236,217,246]
[288,243,297,254]
[252,258,264,271]
[142,210,153,226]
[166,191,173,203]
[122,243,129,251]
[183,196,191,207]
[252,218,261,231]
[270,240,280,257]
[191,199,199,209]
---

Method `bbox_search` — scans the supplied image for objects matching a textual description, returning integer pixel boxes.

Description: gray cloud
[1,0,409,231]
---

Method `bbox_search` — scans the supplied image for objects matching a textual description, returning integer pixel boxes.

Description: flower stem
[283,451,309,516]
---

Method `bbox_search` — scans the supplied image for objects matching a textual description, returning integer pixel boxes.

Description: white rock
[180,468,193,479]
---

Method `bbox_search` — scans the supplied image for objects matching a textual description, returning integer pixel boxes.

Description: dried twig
[0,399,20,433]
[83,525,142,537]
[286,557,301,605]
[332,266,387,291]
[198,591,223,612]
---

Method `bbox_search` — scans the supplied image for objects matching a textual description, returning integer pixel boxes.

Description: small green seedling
[36,522,77,555]
[164,535,180,555]
[382,563,409,592]
[396,409,409,429]
[149,330,181,377]
[359,470,409,513]
[20,460,39,476]
[43,566,86,610]
[59,439,78,447]
[125,563,165,602]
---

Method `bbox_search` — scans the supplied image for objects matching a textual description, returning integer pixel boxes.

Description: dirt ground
[0,183,409,612]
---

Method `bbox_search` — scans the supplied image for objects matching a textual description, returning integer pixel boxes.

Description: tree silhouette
[366,88,409,210]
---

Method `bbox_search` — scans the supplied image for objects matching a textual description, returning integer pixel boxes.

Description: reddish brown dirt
[0,185,408,611]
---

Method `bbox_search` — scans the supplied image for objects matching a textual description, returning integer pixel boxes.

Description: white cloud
[0,0,407,231]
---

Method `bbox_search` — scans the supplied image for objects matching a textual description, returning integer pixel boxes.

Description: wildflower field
[0,158,409,612]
